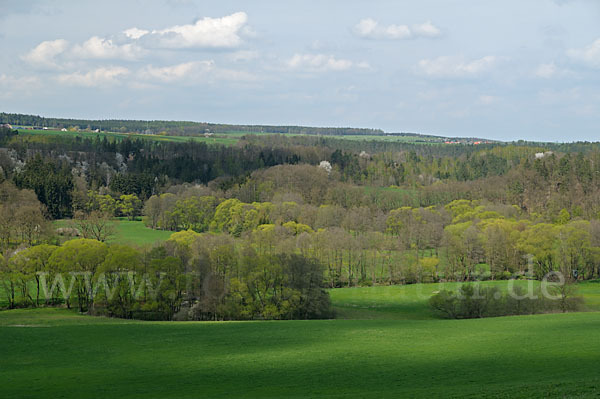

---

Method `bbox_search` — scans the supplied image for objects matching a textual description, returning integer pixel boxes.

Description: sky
[1,0,599,141]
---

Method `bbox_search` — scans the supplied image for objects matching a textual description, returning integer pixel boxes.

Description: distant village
[443,139,494,145]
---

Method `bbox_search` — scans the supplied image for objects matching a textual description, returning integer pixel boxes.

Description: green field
[16,128,239,145]
[15,128,469,147]
[55,218,173,246]
[1,282,600,398]
[330,280,600,320]
[1,308,599,398]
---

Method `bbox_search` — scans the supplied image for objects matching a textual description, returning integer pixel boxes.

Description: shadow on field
[1,310,599,398]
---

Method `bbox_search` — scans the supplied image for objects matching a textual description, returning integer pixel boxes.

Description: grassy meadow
[16,128,239,145]
[330,280,600,320]
[1,307,599,398]
[54,218,173,246]
[1,281,600,398]
[105,219,173,246]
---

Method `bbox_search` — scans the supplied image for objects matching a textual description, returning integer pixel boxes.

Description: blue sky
[1,0,599,141]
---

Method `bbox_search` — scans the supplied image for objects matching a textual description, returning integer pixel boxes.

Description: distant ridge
[0,112,497,143]
[0,112,383,137]
[385,132,498,144]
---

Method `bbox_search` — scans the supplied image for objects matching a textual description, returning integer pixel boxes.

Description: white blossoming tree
[318,160,332,174]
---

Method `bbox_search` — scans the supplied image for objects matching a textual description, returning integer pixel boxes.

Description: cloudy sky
[1,0,599,141]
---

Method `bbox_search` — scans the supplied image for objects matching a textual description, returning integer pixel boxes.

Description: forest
[1,123,599,320]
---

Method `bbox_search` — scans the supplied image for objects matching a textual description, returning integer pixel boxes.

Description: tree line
[0,112,383,136]
[1,126,600,301]
[139,189,600,287]
[0,234,331,321]
[4,128,600,222]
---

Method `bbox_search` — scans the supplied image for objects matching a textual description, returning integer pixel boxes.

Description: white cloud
[354,18,409,39]
[411,21,442,38]
[123,27,149,40]
[56,66,129,87]
[416,55,497,78]
[136,12,248,48]
[567,38,600,67]
[287,54,365,72]
[140,61,214,82]
[71,36,145,60]
[139,61,257,84]
[23,12,249,73]
[353,18,441,40]
[22,39,69,68]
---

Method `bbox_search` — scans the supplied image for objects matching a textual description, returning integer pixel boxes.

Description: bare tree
[73,211,116,242]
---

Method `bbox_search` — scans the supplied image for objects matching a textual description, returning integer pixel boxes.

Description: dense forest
[1,123,599,320]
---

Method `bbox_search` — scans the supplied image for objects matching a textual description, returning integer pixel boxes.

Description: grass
[109,219,173,246]
[1,277,599,397]
[54,218,173,246]
[330,280,600,320]
[16,129,239,145]
[0,307,599,398]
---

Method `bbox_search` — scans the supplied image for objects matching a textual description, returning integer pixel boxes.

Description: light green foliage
[419,257,439,282]
[226,255,299,320]
[8,244,58,306]
[87,192,118,216]
[250,224,279,255]
[211,199,271,236]
[47,239,108,310]
[555,208,571,225]
[385,206,413,235]
[119,194,142,220]
[0,252,24,308]
[136,192,600,285]
[518,222,558,276]
[95,245,143,317]
[443,221,480,279]
[98,245,142,274]
[211,198,243,232]
[49,239,108,274]
[171,196,216,232]
[282,221,313,235]
[168,229,201,248]
[445,199,479,222]
[478,218,522,275]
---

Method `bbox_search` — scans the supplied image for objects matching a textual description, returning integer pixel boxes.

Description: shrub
[429,282,583,319]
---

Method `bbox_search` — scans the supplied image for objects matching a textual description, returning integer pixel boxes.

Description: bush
[429,282,584,319]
